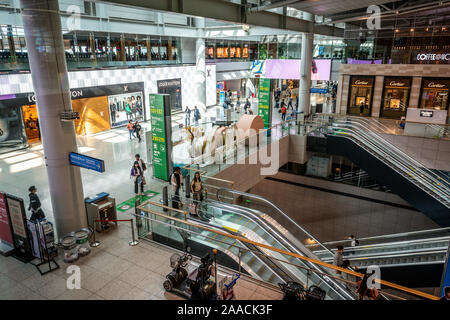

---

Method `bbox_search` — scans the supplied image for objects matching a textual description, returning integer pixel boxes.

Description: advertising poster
[149,94,172,181]
[0,192,14,246]
[264,59,331,81]
[108,91,144,128]
[7,196,27,239]
[5,194,32,260]
[258,78,271,129]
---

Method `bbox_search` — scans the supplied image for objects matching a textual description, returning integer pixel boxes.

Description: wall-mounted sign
[149,94,172,181]
[420,110,434,117]
[69,152,105,173]
[416,53,450,61]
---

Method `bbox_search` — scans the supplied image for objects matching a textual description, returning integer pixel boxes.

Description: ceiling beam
[98,0,344,37]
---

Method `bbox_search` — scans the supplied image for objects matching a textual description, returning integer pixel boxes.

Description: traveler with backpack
[133,121,142,143]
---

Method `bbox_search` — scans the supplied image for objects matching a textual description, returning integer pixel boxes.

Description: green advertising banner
[258,78,271,128]
[150,94,170,181]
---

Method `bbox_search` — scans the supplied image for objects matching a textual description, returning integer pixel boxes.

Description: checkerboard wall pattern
[0,64,216,110]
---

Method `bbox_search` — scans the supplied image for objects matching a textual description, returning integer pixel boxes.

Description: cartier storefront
[381,77,412,119]
[420,78,450,111]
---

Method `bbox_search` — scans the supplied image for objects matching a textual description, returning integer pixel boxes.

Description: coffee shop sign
[416,53,450,61]
[27,90,83,103]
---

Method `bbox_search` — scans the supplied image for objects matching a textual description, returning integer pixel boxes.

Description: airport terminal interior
[0,0,450,303]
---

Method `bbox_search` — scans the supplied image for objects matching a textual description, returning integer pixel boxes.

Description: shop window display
[347,76,374,116]
[381,77,412,119]
[420,78,450,110]
[21,105,40,143]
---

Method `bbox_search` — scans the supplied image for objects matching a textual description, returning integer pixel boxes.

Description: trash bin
[74,228,90,256]
[61,233,78,263]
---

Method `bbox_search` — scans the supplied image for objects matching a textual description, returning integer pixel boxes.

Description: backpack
[355,239,360,246]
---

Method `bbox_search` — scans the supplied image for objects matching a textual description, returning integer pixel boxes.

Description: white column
[298,13,314,114]
[20,0,87,237]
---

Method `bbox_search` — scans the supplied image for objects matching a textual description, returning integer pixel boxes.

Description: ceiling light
[410,28,414,32]
[395,29,399,33]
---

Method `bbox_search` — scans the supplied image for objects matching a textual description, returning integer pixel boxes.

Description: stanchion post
[89,226,100,247]
[129,219,139,246]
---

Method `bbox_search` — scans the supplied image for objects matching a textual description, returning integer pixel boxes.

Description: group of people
[184,106,201,126]
[126,120,143,142]
[274,87,298,121]
[170,167,204,214]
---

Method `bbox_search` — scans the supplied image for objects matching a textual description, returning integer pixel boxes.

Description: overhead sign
[149,94,172,181]
[310,88,328,94]
[69,152,105,173]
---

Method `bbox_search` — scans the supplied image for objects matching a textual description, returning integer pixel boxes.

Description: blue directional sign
[310,88,328,94]
[69,152,105,173]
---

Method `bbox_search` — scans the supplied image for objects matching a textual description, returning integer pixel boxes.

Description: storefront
[381,77,412,119]
[420,78,450,111]
[157,79,182,112]
[0,82,145,153]
[347,76,374,116]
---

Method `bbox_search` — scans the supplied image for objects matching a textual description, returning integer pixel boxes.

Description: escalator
[159,191,356,300]
[325,117,450,227]
[311,235,450,288]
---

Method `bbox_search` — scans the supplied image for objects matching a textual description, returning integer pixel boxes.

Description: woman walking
[130,161,144,196]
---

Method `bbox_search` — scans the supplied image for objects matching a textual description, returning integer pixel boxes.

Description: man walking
[193,106,201,125]
[185,106,191,126]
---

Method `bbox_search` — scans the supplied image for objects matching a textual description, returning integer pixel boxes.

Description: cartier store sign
[422,79,450,90]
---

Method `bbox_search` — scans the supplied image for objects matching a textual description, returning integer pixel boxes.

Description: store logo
[427,82,446,88]
[389,81,405,86]
[354,80,369,85]
[416,53,450,61]
[27,90,83,103]
[206,68,211,77]
[123,85,129,92]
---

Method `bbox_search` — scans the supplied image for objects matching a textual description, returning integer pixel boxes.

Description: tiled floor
[0,99,285,300]
[0,216,283,300]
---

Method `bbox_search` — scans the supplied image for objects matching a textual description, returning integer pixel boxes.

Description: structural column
[20,0,87,237]
[298,13,314,114]
[194,18,207,113]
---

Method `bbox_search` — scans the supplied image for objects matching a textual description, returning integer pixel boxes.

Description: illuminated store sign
[420,110,434,117]
[389,81,406,87]
[416,53,450,61]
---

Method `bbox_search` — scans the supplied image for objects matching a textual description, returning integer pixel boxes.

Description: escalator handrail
[329,125,450,203]
[308,227,450,248]
[330,121,449,193]
[216,188,335,256]
[330,119,450,197]
[136,201,439,300]
[307,115,450,194]
[313,235,450,255]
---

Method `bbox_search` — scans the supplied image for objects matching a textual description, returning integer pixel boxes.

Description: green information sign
[150,94,171,181]
[258,78,271,128]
